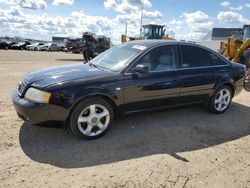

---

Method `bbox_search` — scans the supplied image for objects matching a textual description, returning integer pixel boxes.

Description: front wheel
[69,97,114,139]
[208,86,233,114]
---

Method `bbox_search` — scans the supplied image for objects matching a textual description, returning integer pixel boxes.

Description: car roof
[125,39,214,53]
[125,39,197,47]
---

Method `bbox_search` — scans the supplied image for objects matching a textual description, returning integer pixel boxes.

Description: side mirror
[133,64,149,74]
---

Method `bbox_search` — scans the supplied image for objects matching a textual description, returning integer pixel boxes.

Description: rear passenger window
[181,45,212,68]
[210,53,228,65]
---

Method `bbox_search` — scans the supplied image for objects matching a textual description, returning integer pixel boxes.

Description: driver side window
[137,45,177,72]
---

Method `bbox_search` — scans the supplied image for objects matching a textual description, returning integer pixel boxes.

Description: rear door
[178,45,220,104]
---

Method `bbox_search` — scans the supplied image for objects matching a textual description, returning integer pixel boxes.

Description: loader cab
[243,25,250,40]
[142,24,165,39]
[231,30,243,42]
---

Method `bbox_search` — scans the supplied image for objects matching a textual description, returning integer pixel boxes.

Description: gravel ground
[0,50,250,188]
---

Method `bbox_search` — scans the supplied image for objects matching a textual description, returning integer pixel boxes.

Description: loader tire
[243,49,250,69]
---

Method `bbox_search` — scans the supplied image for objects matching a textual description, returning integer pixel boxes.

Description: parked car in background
[11,41,31,50]
[0,41,9,49]
[7,41,16,49]
[12,40,247,140]
[40,43,62,51]
[26,43,44,51]
[40,43,49,51]
[57,44,64,51]
[0,41,16,49]
[66,38,85,53]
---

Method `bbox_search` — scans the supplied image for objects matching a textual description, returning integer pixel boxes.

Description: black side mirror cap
[133,64,149,74]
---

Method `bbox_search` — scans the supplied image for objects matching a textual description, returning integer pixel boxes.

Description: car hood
[22,63,112,88]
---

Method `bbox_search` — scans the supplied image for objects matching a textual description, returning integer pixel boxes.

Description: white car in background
[26,43,44,51]
[40,43,63,51]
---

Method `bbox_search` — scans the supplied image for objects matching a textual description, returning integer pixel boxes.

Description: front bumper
[12,90,50,124]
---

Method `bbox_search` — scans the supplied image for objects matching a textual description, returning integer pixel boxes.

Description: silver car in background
[26,43,44,51]
[40,43,63,51]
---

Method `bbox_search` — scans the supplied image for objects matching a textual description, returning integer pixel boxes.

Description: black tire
[83,51,90,62]
[208,85,233,114]
[243,49,250,69]
[69,97,114,140]
[83,48,94,62]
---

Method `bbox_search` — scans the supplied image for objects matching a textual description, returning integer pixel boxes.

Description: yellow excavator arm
[232,39,250,62]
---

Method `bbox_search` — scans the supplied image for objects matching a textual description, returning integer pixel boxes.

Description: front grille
[17,81,27,96]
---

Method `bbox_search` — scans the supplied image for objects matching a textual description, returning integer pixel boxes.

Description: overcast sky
[0,0,249,44]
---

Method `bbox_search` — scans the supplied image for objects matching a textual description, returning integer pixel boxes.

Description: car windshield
[89,43,147,72]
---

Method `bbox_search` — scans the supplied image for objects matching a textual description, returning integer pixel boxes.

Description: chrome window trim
[124,64,229,76]
[123,43,174,74]
[123,42,230,75]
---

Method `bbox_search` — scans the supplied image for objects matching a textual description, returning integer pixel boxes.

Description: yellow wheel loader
[221,25,250,68]
[121,24,175,43]
[219,30,243,55]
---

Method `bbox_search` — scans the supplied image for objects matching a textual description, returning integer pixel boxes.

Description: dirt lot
[0,50,250,188]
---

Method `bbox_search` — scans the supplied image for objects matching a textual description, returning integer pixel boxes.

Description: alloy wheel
[214,88,231,112]
[77,104,110,137]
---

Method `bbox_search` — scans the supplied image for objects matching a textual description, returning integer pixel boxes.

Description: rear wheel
[208,85,233,114]
[69,97,114,139]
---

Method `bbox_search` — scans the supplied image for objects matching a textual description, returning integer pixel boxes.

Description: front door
[122,45,181,113]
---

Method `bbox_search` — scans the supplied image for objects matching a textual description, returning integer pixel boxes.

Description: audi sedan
[12,40,246,139]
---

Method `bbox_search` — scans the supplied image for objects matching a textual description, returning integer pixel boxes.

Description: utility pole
[125,22,127,37]
[140,0,144,37]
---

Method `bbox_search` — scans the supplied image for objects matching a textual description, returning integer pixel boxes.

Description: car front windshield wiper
[89,62,113,72]
[89,62,99,69]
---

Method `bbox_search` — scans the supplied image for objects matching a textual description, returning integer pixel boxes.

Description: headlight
[24,88,51,103]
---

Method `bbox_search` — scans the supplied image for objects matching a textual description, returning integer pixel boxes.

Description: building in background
[197,27,242,51]
[52,36,69,44]
[211,28,242,41]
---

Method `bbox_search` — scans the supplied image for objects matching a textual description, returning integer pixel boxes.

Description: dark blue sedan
[12,40,247,139]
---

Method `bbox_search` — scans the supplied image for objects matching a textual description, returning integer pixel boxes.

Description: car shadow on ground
[19,102,250,168]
